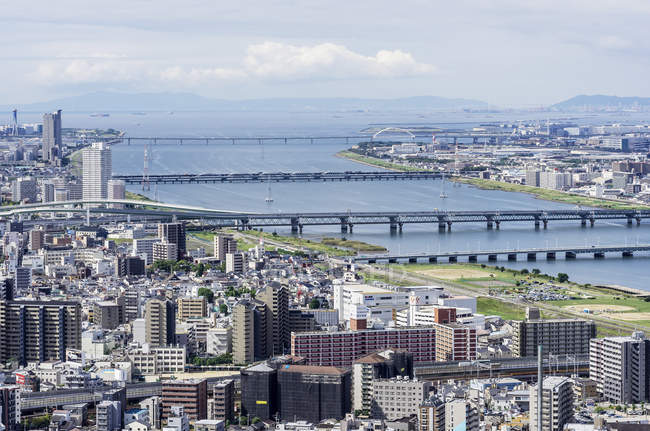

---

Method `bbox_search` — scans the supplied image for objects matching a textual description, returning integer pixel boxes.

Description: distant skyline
[2,0,650,106]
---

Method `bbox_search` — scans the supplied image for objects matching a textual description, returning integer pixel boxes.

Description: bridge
[4,203,650,233]
[353,243,650,264]
[415,354,588,382]
[112,170,445,184]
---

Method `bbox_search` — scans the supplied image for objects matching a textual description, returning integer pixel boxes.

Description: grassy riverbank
[336,151,429,172]
[321,237,387,252]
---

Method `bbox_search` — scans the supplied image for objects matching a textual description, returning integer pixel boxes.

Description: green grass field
[477,297,526,320]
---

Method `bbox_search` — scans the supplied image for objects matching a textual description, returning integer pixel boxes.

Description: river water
[19,110,650,290]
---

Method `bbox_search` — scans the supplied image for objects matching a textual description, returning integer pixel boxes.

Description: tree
[309,298,320,309]
[195,263,205,277]
[197,288,214,304]
[252,417,261,424]
[557,273,569,283]
[520,269,529,275]
[219,303,229,315]
[532,268,541,275]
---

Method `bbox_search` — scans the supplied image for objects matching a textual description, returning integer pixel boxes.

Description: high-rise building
[28,229,45,251]
[208,380,234,422]
[590,332,650,403]
[145,298,176,347]
[0,385,20,431]
[444,400,479,431]
[232,299,271,364]
[371,376,431,420]
[93,301,123,330]
[278,365,352,423]
[162,379,207,421]
[133,238,158,265]
[115,255,145,278]
[434,323,477,362]
[526,170,541,187]
[240,363,278,421]
[530,377,574,431]
[213,234,236,261]
[42,110,62,162]
[0,300,82,366]
[82,142,112,201]
[513,318,596,358]
[40,181,55,203]
[225,252,247,273]
[14,267,31,294]
[123,289,141,322]
[158,222,186,260]
[258,283,289,355]
[177,297,208,321]
[12,177,37,203]
[419,396,445,431]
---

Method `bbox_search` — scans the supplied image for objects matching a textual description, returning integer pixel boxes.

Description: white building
[530,376,574,431]
[82,142,112,200]
[206,327,232,355]
[371,376,431,420]
[128,345,186,375]
[225,252,247,273]
[445,399,479,431]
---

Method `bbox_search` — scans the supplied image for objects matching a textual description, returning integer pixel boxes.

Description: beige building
[177,297,208,321]
[371,376,431,420]
[128,345,186,375]
[258,283,289,355]
[145,298,176,347]
[213,234,236,261]
[231,299,271,364]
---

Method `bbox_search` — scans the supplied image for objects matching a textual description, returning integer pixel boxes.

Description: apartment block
[530,377,574,431]
[513,318,596,357]
[371,376,431,420]
[177,297,208,321]
[162,379,207,421]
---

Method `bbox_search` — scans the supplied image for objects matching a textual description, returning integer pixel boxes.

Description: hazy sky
[2,0,649,106]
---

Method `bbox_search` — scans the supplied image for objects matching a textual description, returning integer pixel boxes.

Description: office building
[419,396,445,431]
[82,142,112,200]
[12,177,37,203]
[42,110,61,161]
[352,350,414,413]
[97,400,121,431]
[590,332,650,403]
[232,299,271,364]
[158,222,186,260]
[213,234,236,261]
[162,379,207,421]
[13,267,30,293]
[115,255,145,278]
[526,169,541,187]
[208,380,234,422]
[240,362,278,420]
[259,282,289,355]
[513,318,596,357]
[145,298,176,347]
[278,365,351,423]
[29,229,45,251]
[153,241,178,262]
[372,376,431,420]
[530,377,573,431]
[225,252,247,273]
[41,181,55,203]
[292,326,437,367]
[0,385,20,431]
[445,400,479,431]
[93,301,123,330]
[0,300,82,365]
[177,297,208,321]
[0,278,14,301]
[133,238,158,265]
[128,345,186,375]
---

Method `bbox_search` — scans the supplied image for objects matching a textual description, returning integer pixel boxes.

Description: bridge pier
[447,221,452,232]
[488,254,497,262]
[438,222,446,232]
[507,253,517,261]
[348,224,353,233]
[590,218,595,227]
[468,255,477,263]
[623,251,633,258]
[594,252,605,259]
[534,217,540,229]
[390,217,398,234]
[388,258,397,264]
[543,220,548,229]
[428,257,437,263]
[448,256,457,263]
[527,253,536,261]
[627,217,634,226]
[566,251,576,259]
[399,222,404,233]
[486,221,494,230]
[409,257,417,263]
[291,218,300,234]
[546,252,556,260]
[495,221,500,229]
[341,223,348,233]
[581,218,587,227]
[637,217,641,226]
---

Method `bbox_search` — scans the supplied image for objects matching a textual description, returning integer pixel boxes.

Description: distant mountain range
[553,94,650,110]
[4,92,488,112]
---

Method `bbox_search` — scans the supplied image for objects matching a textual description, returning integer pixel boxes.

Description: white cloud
[597,35,631,50]
[31,41,435,87]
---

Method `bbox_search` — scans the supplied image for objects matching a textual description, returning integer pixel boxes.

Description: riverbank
[337,150,648,210]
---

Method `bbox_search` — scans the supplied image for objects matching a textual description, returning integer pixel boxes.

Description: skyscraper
[259,282,289,355]
[82,142,112,201]
[42,110,61,162]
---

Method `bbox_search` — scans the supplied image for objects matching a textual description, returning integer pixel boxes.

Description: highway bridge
[353,243,650,264]
[415,354,588,382]
[4,202,650,233]
[112,170,446,185]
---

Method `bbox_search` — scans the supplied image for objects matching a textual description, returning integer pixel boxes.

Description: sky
[2,0,650,106]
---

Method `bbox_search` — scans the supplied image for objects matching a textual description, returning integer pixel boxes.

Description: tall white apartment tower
[82,142,112,200]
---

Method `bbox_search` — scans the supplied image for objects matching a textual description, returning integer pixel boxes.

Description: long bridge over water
[353,243,650,264]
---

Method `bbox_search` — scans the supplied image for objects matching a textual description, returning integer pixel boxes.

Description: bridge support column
[594,252,605,259]
[449,256,457,263]
[341,223,348,233]
[447,221,452,232]
[438,222,446,232]
[428,257,437,263]
[543,220,548,229]
[507,253,517,261]
[291,218,299,234]
[534,219,540,229]
[486,221,493,230]
[637,217,641,226]
[495,221,500,229]
[590,218,595,227]
[468,255,477,263]
[627,217,634,226]
[390,217,398,234]
[409,257,417,263]
[488,254,497,262]
[623,251,633,258]
[348,224,353,233]
[527,253,536,261]
[546,252,556,260]
[399,222,404,233]
[566,251,576,259]
[299,224,303,234]
[388,258,397,264]
[581,218,587,227]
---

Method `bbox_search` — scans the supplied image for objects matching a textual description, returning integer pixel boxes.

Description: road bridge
[353,243,650,264]
[4,203,650,233]
[112,170,446,184]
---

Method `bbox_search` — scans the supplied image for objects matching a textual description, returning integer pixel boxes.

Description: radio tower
[142,143,151,191]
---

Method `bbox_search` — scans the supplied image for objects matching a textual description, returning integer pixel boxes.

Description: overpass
[112,170,445,185]
[4,203,650,233]
[353,243,650,264]
[415,354,588,382]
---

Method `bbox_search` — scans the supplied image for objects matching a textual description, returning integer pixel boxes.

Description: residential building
[41,181,55,202]
[513,318,596,358]
[259,283,289,355]
[93,301,123,330]
[0,385,20,431]
[225,252,247,273]
[145,298,176,347]
[371,376,431,420]
[116,255,145,278]
[419,396,445,431]
[177,297,208,321]
[138,396,162,430]
[434,323,477,362]
[153,241,178,262]
[444,400,479,431]
[12,177,37,203]
[158,222,186,260]
[208,380,234,422]
[232,299,271,364]
[206,327,232,356]
[133,238,158,265]
[107,179,126,204]
[526,170,541,187]
[530,377,574,431]
[162,379,207,421]
[278,365,351,423]
[82,142,112,200]
[195,420,225,431]
[123,289,141,321]
[213,234,236,261]
[128,345,186,375]
[0,300,82,366]
[96,400,122,431]
[42,110,62,161]
[590,331,650,403]
[14,267,31,293]
[29,229,45,251]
